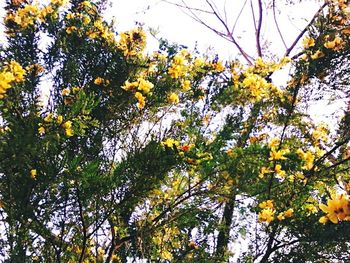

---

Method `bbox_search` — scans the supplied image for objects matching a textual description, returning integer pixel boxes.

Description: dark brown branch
[76,188,88,263]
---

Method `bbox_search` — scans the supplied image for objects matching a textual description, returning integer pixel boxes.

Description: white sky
[108,0,321,59]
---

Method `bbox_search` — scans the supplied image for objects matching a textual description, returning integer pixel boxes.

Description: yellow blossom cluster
[258,200,275,223]
[268,138,289,161]
[319,194,350,224]
[312,122,329,144]
[134,92,145,109]
[5,4,39,29]
[117,28,147,57]
[86,19,115,43]
[296,148,315,170]
[66,12,91,26]
[5,1,67,30]
[168,93,179,104]
[30,169,37,179]
[62,120,74,137]
[258,200,294,223]
[302,36,315,49]
[0,61,26,99]
[231,57,289,104]
[324,35,344,51]
[39,114,73,137]
[254,56,291,74]
[277,208,294,221]
[161,138,180,148]
[94,77,110,86]
[168,50,191,79]
[121,77,154,109]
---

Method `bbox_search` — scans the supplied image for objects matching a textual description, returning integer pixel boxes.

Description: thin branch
[250,0,257,32]
[285,3,327,57]
[272,0,287,49]
[256,0,263,57]
[205,0,253,64]
[161,0,213,14]
[232,0,249,33]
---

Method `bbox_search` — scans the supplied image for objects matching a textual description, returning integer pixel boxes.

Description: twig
[272,0,287,49]
[285,3,327,57]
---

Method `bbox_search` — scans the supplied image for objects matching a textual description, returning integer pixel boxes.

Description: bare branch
[272,0,287,49]
[285,3,327,57]
[232,0,249,33]
[205,0,253,64]
[250,0,257,32]
[256,0,263,57]
[161,0,213,14]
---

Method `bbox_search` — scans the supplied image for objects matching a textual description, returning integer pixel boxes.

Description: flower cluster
[39,113,73,137]
[5,0,67,31]
[258,200,294,223]
[258,200,275,223]
[319,194,350,224]
[0,61,26,99]
[117,28,147,57]
[168,50,191,79]
[122,77,154,109]
[230,57,289,104]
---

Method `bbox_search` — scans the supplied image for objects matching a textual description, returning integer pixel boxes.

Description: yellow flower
[30,169,37,179]
[168,52,188,78]
[137,78,154,94]
[61,88,70,96]
[117,28,147,57]
[284,208,294,218]
[258,166,272,178]
[82,15,91,25]
[65,128,74,137]
[211,61,225,72]
[274,164,286,178]
[66,13,76,20]
[8,61,26,82]
[94,77,104,85]
[160,250,172,261]
[62,121,72,129]
[259,200,274,209]
[302,36,315,48]
[168,93,179,104]
[324,36,344,51]
[162,138,179,148]
[44,113,53,123]
[319,194,350,224]
[319,216,328,224]
[258,208,275,223]
[56,115,63,125]
[269,149,289,161]
[38,126,45,135]
[134,92,145,109]
[40,5,54,20]
[310,50,325,60]
[277,212,285,221]
[181,79,191,91]
[122,80,138,91]
[81,1,92,8]
[66,26,77,34]
[268,138,280,149]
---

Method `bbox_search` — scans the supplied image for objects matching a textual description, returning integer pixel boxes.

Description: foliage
[0,0,349,262]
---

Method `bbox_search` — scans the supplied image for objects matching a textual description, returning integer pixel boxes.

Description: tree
[0,0,349,262]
